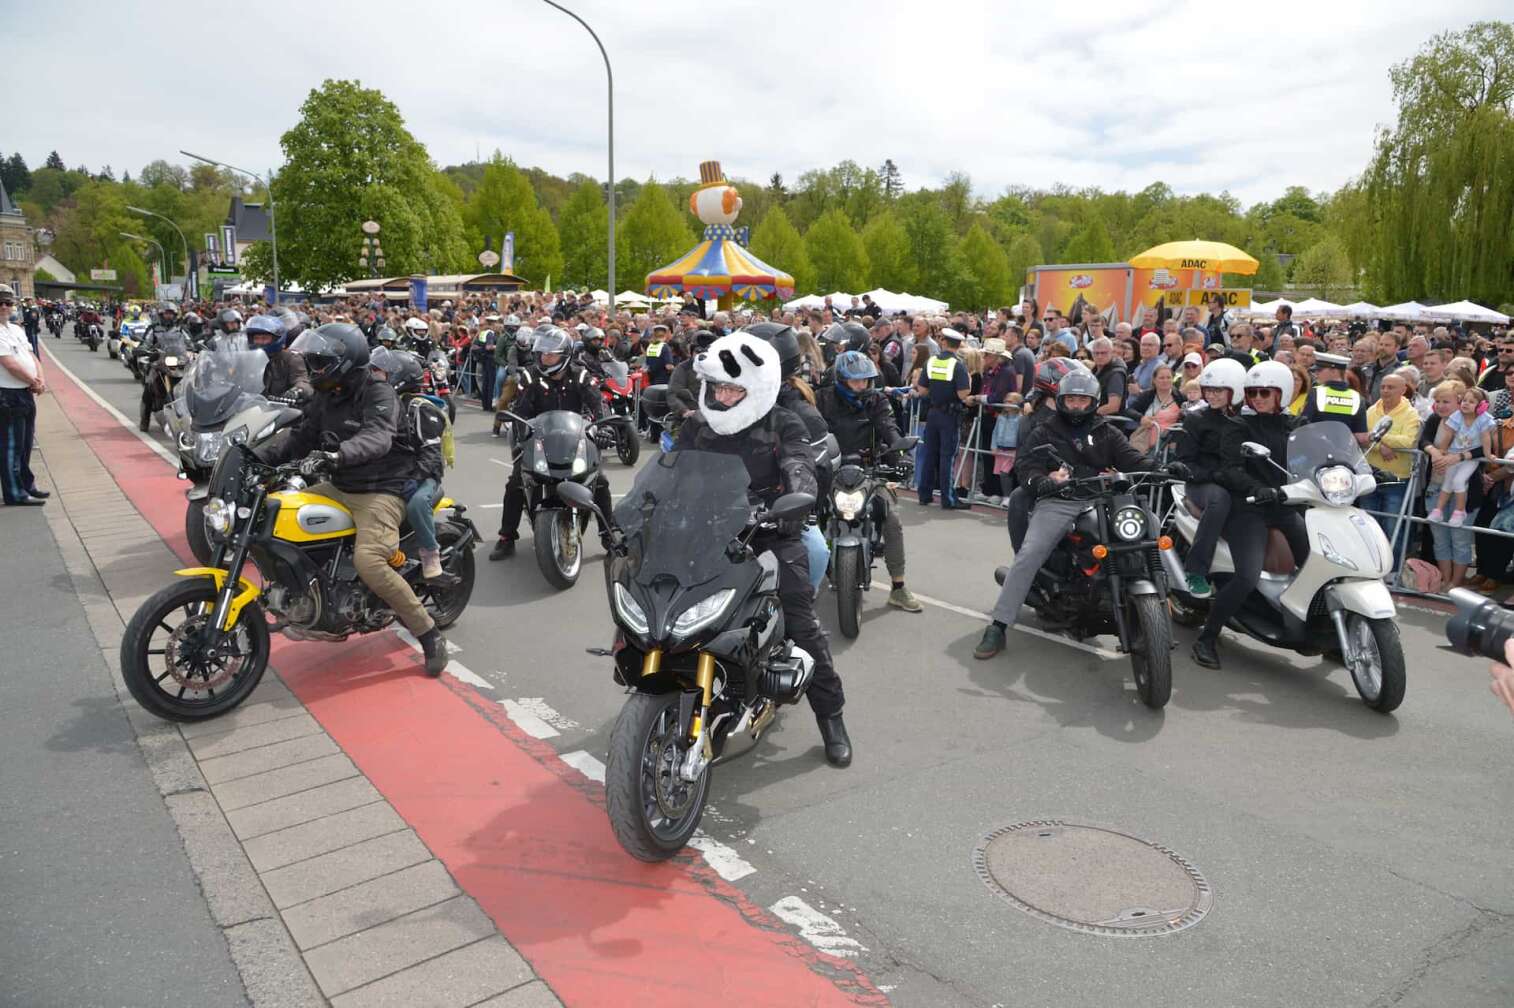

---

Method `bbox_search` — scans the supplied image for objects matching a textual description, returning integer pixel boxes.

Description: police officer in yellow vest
[643,322,674,386]
[1299,351,1369,445]
[912,328,976,509]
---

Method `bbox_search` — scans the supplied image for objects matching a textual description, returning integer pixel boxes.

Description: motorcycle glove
[1250,486,1282,505]
[1033,476,1065,499]
[1166,461,1192,480]
[300,450,340,479]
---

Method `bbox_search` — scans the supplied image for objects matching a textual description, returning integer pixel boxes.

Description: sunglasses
[1244,388,1278,399]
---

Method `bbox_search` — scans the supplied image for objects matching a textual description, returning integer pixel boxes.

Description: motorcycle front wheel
[533,507,581,589]
[1345,614,1406,713]
[615,424,640,466]
[834,545,863,639]
[606,691,710,862]
[1127,593,1172,709]
[120,578,270,722]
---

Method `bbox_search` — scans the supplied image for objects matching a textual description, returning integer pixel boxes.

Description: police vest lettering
[645,340,666,358]
[926,355,957,382]
[1314,385,1360,415]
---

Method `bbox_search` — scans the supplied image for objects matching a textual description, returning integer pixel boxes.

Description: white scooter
[1165,417,1406,713]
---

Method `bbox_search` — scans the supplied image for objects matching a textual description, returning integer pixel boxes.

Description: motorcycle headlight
[1113,506,1147,542]
[203,497,231,533]
[194,431,226,464]
[1315,465,1356,506]
[612,582,650,636]
[533,452,549,474]
[670,588,735,639]
[832,488,865,521]
[226,425,249,446]
[571,440,589,475]
[163,356,179,367]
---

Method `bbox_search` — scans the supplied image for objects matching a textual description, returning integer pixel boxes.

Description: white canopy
[1291,297,1348,318]
[1237,297,1289,318]
[615,290,652,305]
[1378,301,1429,321]
[1340,301,1382,318]
[782,289,951,314]
[1426,300,1510,324]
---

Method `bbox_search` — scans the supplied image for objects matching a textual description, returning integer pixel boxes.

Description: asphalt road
[41,332,1514,1007]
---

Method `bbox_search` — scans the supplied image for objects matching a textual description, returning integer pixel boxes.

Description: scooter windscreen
[614,450,752,587]
[179,351,269,429]
[1288,420,1374,505]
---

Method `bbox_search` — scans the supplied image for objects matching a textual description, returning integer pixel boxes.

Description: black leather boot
[1191,635,1221,669]
[488,537,515,561]
[419,628,449,677]
[817,713,852,767]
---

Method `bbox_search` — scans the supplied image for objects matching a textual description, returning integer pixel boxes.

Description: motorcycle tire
[1345,614,1406,713]
[423,521,476,629]
[186,498,213,566]
[835,545,863,639]
[108,344,118,359]
[446,395,456,424]
[533,508,581,590]
[120,577,270,722]
[1127,593,1172,709]
[89,334,100,352]
[616,425,640,466]
[606,690,710,862]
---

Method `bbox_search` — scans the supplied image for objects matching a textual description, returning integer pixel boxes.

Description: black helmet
[292,323,370,392]
[369,346,424,393]
[1055,368,1102,426]
[534,326,573,377]
[217,308,243,333]
[743,321,802,379]
[182,311,205,338]
[692,329,717,352]
[838,321,871,353]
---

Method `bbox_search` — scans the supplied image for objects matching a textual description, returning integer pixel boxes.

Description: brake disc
[163,615,238,691]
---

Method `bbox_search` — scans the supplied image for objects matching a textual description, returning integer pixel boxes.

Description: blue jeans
[1363,483,1408,569]
[918,409,960,506]
[802,524,828,593]
[1425,486,1475,565]
[406,478,441,552]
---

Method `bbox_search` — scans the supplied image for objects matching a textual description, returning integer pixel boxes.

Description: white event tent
[1377,301,1429,321]
[1290,297,1348,317]
[1426,300,1510,324]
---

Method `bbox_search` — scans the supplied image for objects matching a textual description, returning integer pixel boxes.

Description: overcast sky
[7,0,1504,207]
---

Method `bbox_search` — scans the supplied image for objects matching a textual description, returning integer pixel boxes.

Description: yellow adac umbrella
[1129,240,1258,275]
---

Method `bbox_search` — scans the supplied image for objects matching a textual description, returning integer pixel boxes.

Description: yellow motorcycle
[121,446,478,721]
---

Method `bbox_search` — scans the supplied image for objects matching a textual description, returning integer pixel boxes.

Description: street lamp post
[120,231,169,295]
[540,0,614,312]
[359,219,385,279]
[179,150,278,300]
[127,205,195,300]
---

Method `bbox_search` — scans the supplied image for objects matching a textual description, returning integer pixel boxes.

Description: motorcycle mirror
[555,481,597,512]
[1371,416,1394,438]
[768,492,817,521]
[640,385,671,421]
[1241,441,1271,459]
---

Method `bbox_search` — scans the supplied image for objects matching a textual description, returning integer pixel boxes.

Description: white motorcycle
[1165,418,1406,713]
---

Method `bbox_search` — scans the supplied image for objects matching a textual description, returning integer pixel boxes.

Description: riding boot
[1191,635,1221,669]
[419,627,448,677]
[817,713,852,767]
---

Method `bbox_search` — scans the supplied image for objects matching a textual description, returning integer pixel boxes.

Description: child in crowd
[1430,385,1493,527]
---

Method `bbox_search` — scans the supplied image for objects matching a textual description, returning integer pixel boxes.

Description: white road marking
[688,834,757,882]
[510,697,578,731]
[43,345,180,466]
[499,699,560,739]
[871,580,1121,659]
[769,895,868,957]
[489,457,510,467]
[558,750,605,782]
[476,503,503,509]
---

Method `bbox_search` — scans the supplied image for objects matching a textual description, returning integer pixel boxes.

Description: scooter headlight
[203,497,231,533]
[832,488,865,521]
[1113,506,1147,542]
[670,588,735,639]
[1316,465,1356,506]
[612,582,650,636]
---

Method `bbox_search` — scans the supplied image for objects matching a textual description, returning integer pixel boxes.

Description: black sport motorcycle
[556,451,818,862]
[827,436,916,638]
[139,331,193,432]
[995,448,1185,708]
[499,408,613,590]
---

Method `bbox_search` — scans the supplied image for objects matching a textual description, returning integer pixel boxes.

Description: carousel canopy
[647,223,795,302]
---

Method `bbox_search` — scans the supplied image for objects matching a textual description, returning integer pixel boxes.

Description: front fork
[679,652,719,782]
[206,487,265,642]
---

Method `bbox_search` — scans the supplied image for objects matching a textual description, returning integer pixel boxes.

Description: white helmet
[1198,358,1247,408]
[695,332,782,436]
[403,316,429,333]
[1245,360,1294,406]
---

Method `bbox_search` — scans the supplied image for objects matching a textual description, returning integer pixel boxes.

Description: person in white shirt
[0,284,48,505]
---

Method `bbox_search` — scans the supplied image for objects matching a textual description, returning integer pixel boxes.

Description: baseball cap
[1181,351,1204,368]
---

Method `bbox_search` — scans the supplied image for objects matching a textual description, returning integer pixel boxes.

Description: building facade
[0,179,34,298]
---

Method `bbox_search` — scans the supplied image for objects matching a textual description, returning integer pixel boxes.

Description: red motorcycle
[597,359,641,465]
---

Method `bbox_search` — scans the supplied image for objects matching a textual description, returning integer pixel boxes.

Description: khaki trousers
[309,483,434,636]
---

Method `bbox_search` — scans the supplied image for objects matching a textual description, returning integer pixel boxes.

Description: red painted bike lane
[45,349,889,1008]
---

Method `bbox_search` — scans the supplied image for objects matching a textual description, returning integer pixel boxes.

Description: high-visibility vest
[926,354,957,382]
[645,340,666,358]
[1314,384,1361,416]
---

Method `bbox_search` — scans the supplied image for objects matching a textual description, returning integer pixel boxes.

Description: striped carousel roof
[646,224,795,302]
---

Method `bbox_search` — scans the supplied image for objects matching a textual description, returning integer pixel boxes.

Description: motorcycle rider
[245,313,313,402]
[489,326,613,559]
[1005,357,1085,550]
[1190,360,1310,669]
[138,304,187,430]
[974,368,1184,659]
[815,350,923,613]
[577,326,611,379]
[1174,358,1248,599]
[674,331,852,767]
[215,308,244,341]
[254,323,449,675]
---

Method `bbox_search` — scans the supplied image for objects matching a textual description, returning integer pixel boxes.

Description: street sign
[89,269,117,281]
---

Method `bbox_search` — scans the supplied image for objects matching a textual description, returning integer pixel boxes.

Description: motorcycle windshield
[180,351,268,427]
[1287,420,1370,479]
[602,360,629,384]
[158,332,191,357]
[530,410,587,467]
[614,450,752,586]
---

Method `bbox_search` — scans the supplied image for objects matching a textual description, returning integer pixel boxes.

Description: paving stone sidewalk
[34,386,561,1007]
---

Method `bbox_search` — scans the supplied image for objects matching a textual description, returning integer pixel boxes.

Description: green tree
[804,208,870,293]
[880,159,902,200]
[955,222,1012,310]
[45,151,64,171]
[616,180,694,295]
[749,206,815,295]
[1,153,30,196]
[861,211,914,292]
[1250,251,1286,294]
[557,180,609,291]
[1059,213,1117,263]
[268,79,471,289]
[1004,232,1044,291]
[466,157,561,287]
[901,201,960,300]
[1292,236,1354,300]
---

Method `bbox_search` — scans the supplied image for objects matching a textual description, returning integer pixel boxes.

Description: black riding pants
[1184,482,1232,577]
[1199,505,1309,644]
[759,533,844,718]
[498,455,612,541]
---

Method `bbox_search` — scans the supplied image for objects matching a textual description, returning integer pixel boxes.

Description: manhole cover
[973,820,1212,937]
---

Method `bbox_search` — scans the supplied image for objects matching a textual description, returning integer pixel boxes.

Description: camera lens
[1445,587,1514,660]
